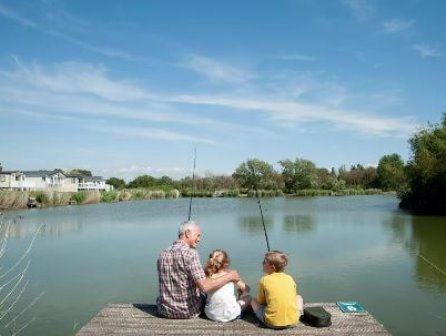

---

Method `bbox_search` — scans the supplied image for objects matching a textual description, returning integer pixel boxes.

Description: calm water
[2,195,446,336]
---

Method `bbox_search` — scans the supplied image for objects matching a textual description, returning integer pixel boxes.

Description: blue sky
[1,0,445,181]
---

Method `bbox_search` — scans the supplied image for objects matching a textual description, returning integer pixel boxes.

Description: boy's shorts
[253,305,296,330]
[254,305,266,323]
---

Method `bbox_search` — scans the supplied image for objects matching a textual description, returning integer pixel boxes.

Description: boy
[251,250,304,329]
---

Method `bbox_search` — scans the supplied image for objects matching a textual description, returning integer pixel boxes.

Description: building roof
[2,169,105,181]
[83,176,105,182]
[22,170,66,178]
[0,171,23,175]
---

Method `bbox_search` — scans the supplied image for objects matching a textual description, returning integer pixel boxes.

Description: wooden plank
[77,303,391,336]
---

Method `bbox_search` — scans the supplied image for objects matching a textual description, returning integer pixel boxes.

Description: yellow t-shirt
[257,272,299,327]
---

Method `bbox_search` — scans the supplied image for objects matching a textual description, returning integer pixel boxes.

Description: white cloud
[10,58,149,102]
[87,125,215,144]
[180,54,253,83]
[0,3,37,28]
[412,44,443,58]
[382,19,414,33]
[102,165,193,180]
[168,94,419,138]
[0,58,279,148]
[342,0,375,21]
[0,57,420,148]
[48,30,150,62]
[0,3,148,62]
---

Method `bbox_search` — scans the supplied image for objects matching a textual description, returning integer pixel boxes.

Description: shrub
[222,189,240,197]
[101,191,118,203]
[149,190,165,199]
[0,191,29,209]
[35,191,49,205]
[247,189,281,198]
[166,189,180,199]
[275,190,284,197]
[71,191,88,204]
[118,190,132,201]
[84,192,101,204]
[132,189,146,200]
[52,192,72,206]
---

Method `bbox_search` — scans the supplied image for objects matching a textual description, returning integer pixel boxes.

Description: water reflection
[411,216,446,294]
[283,215,315,234]
[238,216,273,234]
[382,214,413,248]
[38,220,83,237]
[384,213,446,294]
[3,214,84,239]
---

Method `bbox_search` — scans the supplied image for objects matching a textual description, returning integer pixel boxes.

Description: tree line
[106,112,446,214]
[106,154,405,195]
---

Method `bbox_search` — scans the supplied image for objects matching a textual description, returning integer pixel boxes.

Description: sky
[0,0,445,181]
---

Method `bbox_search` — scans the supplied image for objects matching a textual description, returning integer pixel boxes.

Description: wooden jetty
[77,302,391,335]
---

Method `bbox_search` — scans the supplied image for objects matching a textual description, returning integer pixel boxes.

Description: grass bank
[0,189,181,210]
[0,187,386,211]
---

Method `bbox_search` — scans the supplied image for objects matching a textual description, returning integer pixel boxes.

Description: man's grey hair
[178,220,199,238]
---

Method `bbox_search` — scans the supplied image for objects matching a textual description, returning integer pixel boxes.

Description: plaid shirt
[157,240,205,318]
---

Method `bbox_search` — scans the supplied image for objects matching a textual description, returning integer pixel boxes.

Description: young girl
[204,249,251,322]
[251,250,304,329]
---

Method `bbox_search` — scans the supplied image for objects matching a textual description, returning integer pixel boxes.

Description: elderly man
[157,220,240,319]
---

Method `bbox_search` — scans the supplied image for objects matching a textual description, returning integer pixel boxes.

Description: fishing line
[187,148,197,221]
[418,254,446,277]
[250,166,271,252]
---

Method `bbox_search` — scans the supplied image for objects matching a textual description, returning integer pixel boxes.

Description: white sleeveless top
[204,278,241,322]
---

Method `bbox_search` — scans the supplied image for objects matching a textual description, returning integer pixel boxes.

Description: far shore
[0,188,394,212]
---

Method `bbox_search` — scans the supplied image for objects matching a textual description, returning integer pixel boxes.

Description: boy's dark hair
[264,250,288,272]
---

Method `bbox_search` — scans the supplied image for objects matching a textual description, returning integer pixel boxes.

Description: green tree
[279,158,318,193]
[158,175,174,186]
[400,113,446,214]
[344,164,363,187]
[317,168,338,190]
[128,175,157,188]
[337,165,347,183]
[67,169,93,176]
[376,154,406,191]
[363,166,378,188]
[212,175,237,190]
[106,177,126,189]
[233,159,277,190]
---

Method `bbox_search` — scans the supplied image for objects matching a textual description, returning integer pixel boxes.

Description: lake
[1,195,445,335]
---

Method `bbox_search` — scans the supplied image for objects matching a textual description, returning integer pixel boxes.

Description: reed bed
[84,192,101,204]
[0,191,29,209]
[293,188,383,197]
[0,216,44,334]
[247,189,284,198]
[0,187,384,211]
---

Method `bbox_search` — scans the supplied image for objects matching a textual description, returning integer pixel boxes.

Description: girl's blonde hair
[264,250,288,272]
[204,249,230,277]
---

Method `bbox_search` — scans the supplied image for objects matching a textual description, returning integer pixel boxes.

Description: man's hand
[197,269,240,293]
[227,270,240,283]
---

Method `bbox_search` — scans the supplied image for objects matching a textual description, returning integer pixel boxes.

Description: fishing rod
[187,148,197,221]
[249,165,271,252]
